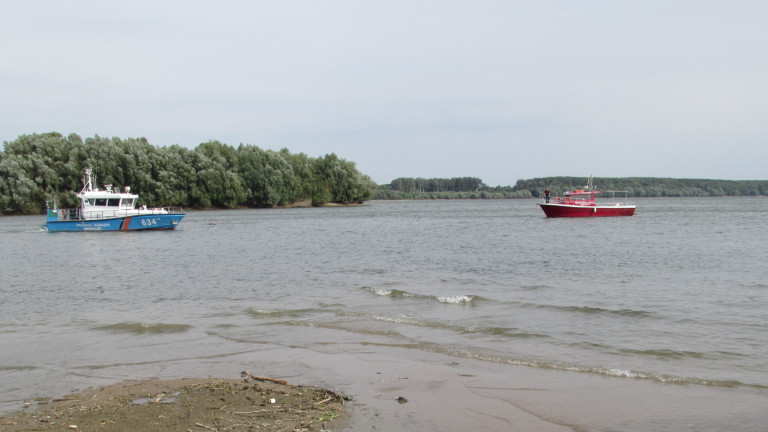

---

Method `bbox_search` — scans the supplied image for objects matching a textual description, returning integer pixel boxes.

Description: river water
[1,198,767,431]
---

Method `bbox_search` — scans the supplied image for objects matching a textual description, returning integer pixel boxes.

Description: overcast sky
[2,1,766,186]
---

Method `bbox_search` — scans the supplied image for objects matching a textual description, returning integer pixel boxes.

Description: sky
[2,1,766,186]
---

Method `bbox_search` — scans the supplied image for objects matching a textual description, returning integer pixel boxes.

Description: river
[1,198,767,430]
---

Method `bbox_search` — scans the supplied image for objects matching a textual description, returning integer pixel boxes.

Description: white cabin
[77,168,168,219]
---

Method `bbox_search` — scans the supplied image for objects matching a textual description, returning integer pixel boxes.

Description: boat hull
[46,214,184,232]
[538,203,635,218]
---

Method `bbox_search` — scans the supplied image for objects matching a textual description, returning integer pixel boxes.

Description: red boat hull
[538,203,635,217]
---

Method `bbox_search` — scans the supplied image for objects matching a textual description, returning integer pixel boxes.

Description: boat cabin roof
[564,189,600,197]
[78,186,139,200]
[76,168,139,209]
[77,168,138,200]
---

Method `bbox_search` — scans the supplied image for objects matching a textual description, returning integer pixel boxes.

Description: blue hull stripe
[46,215,184,232]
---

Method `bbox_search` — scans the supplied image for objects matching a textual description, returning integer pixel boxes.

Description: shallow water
[1,198,767,430]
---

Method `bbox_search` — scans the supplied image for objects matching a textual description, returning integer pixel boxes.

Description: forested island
[375,176,768,200]
[0,132,377,215]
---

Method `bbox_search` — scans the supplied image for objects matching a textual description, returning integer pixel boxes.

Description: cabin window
[94,198,108,206]
[121,198,134,208]
[107,198,120,207]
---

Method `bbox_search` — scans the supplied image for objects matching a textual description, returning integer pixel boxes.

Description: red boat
[538,177,636,218]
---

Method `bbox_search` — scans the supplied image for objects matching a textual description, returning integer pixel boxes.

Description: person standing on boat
[544,188,550,203]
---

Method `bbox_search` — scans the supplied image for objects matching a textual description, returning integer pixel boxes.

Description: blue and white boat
[45,168,185,232]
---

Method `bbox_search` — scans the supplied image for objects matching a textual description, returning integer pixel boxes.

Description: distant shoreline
[2,195,765,218]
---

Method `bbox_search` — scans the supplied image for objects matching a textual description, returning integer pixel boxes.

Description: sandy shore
[2,345,766,431]
[0,375,346,432]
[235,345,767,431]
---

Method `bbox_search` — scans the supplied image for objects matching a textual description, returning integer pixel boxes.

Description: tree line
[513,177,768,198]
[0,132,377,215]
[376,177,530,199]
[389,177,485,193]
[375,176,768,200]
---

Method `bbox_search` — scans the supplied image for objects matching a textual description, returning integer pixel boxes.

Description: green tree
[1,132,379,214]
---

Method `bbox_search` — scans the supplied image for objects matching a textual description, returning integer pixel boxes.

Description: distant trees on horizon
[389,177,484,193]
[0,132,377,215]
[513,176,768,198]
[375,176,768,200]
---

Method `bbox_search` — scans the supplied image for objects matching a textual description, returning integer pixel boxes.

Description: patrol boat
[45,168,185,231]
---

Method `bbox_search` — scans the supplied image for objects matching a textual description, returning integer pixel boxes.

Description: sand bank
[0,375,345,432]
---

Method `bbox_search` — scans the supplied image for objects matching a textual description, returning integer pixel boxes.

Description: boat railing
[539,196,564,204]
[540,196,591,205]
[57,208,83,221]
[54,206,185,221]
[602,190,634,205]
[539,190,634,206]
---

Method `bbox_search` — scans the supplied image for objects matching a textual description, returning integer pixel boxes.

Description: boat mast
[80,168,95,194]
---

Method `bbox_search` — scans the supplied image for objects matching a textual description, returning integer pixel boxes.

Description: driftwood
[240,371,290,386]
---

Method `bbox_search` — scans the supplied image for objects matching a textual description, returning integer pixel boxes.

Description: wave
[357,340,766,390]
[521,302,655,318]
[253,307,762,390]
[244,307,332,319]
[557,363,756,388]
[484,354,766,390]
[363,287,651,317]
[283,320,407,338]
[0,365,36,372]
[231,306,764,391]
[519,285,550,291]
[438,295,475,304]
[327,310,551,340]
[368,288,431,299]
[364,287,483,306]
[619,348,708,360]
[253,307,551,341]
[90,322,192,335]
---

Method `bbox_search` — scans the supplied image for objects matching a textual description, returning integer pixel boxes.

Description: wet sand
[232,345,768,431]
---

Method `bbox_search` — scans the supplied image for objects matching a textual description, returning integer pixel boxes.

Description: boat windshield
[568,193,595,202]
[91,198,121,206]
[121,198,135,208]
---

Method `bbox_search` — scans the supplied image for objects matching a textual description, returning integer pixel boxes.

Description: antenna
[81,167,95,193]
